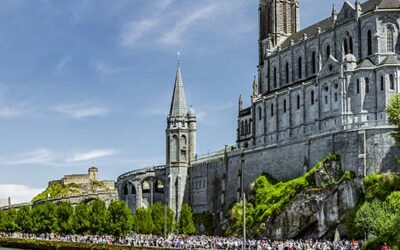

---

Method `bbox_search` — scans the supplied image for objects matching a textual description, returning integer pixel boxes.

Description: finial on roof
[238,95,243,112]
[177,51,181,65]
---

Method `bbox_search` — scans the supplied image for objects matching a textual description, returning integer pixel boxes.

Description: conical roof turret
[169,63,188,117]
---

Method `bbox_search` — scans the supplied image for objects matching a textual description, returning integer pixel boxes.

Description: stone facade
[116,0,400,230]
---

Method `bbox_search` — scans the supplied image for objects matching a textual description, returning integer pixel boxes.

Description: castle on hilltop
[116,0,400,230]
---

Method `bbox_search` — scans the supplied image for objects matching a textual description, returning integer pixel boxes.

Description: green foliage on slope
[32,183,81,203]
[226,154,355,237]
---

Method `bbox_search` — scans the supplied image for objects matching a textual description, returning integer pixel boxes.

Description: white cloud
[52,103,109,119]
[0,184,44,204]
[120,19,159,47]
[92,61,127,76]
[68,149,118,162]
[0,106,25,118]
[0,149,58,166]
[56,56,72,72]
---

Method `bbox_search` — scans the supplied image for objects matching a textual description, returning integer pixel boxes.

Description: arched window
[258,107,262,120]
[180,135,187,146]
[131,185,136,194]
[271,103,274,117]
[349,36,353,54]
[365,78,370,93]
[334,93,338,102]
[298,57,302,79]
[180,135,187,161]
[344,38,349,54]
[326,45,331,59]
[241,121,244,136]
[142,181,150,194]
[283,99,287,113]
[311,90,315,105]
[356,79,360,94]
[311,51,316,74]
[390,74,395,90]
[124,184,129,195]
[273,67,277,88]
[387,26,395,52]
[245,120,248,134]
[172,135,179,162]
[381,75,385,91]
[367,30,373,55]
[296,95,300,109]
[285,62,290,84]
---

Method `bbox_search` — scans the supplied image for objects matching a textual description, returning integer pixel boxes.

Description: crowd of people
[0,232,369,249]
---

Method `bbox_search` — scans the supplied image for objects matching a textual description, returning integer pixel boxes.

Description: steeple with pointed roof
[169,64,188,117]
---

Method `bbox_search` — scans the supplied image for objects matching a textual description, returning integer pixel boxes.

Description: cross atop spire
[169,63,188,117]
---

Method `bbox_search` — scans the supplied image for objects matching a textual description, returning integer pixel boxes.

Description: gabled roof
[356,58,375,69]
[362,0,400,12]
[380,55,400,65]
[169,64,188,117]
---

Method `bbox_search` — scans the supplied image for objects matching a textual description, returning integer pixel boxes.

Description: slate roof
[356,58,375,69]
[380,55,400,65]
[280,0,400,49]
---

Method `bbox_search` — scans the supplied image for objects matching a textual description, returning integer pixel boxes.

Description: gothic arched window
[258,107,262,120]
[381,75,385,91]
[273,67,277,88]
[285,62,290,84]
[390,74,395,90]
[311,90,315,105]
[180,135,187,161]
[124,184,129,195]
[326,45,331,59]
[298,57,302,79]
[356,79,360,94]
[311,51,317,74]
[297,95,300,109]
[387,26,395,52]
[131,185,136,194]
[344,38,349,54]
[365,78,370,93]
[283,99,287,113]
[241,121,244,136]
[172,135,179,162]
[245,120,249,134]
[367,30,373,55]
[271,103,274,117]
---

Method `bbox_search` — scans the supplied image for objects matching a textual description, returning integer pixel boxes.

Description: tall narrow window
[311,90,315,105]
[172,135,179,162]
[325,96,328,104]
[298,57,302,79]
[271,103,274,117]
[365,78,370,93]
[273,67,277,88]
[357,79,360,94]
[258,107,262,120]
[381,75,385,91]
[349,36,354,54]
[286,62,290,84]
[390,74,395,90]
[367,30,373,55]
[297,95,300,109]
[283,99,287,113]
[387,26,395,52]
[326,45,331,59]
[124,184,128,195]
[245,120,248,135]
[311,51,316,74]
[344,38,349,54]
[334,93,338,102]
[241,121,244,136]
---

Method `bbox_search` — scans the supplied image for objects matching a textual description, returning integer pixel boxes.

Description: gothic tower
[166,62,197,218]
[258,0,300,94]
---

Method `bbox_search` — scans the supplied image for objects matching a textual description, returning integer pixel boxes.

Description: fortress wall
[189,128,398,216]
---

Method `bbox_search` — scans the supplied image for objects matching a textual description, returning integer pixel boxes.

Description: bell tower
[166,60,197,218]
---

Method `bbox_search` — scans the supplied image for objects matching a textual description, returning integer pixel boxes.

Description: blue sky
[0,0,345,203]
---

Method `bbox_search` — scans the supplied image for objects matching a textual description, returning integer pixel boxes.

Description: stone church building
[116,0,400,227]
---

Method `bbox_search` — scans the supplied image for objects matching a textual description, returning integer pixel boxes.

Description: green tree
[55,202,74,234]
[178,204,195,235]
[14,206,32,233]
[30,203,58,233]
[133,207,154,234]
[2,209,17,232]
[88,199,109,235]
[386,93,400,147]
[0,210,5,232]
[70,203,90,234]
[108,200,133,236]
[151,202,175,235]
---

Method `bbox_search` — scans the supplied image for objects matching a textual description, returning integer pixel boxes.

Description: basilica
[116,0,400,230]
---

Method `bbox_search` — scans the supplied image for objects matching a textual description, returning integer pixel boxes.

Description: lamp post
[164,174,171,239]
[240,149,246,250]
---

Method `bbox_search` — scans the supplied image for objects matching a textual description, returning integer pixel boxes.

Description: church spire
[169,62,188,117]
